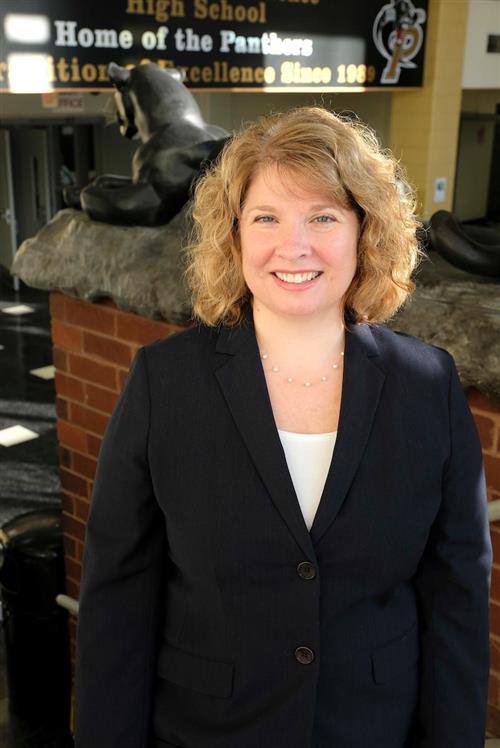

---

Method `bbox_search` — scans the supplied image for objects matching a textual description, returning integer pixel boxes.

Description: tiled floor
[0,279,61,526]
[0,276,72,746]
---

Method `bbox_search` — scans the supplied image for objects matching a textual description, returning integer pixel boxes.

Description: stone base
[13,208,192,324]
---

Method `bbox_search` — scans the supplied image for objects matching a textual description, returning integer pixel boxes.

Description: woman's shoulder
[139,321,217,367]
[368,322,453,376]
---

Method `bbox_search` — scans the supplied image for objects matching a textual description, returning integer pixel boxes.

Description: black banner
[0,0,428,92]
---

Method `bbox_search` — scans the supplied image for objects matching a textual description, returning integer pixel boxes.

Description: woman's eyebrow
[245,204,277,212]
[245,203,338,212]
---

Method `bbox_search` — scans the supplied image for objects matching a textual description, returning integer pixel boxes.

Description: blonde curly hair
[183,106,425,327]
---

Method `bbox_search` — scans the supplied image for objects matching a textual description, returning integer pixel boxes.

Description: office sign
[0,0,428,92]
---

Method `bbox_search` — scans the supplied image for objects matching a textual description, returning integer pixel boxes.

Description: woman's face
[239,164,360,323]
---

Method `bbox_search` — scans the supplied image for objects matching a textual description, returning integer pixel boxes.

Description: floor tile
[1,304,35,315]
[29,365,55,380]
[0,425,40,447]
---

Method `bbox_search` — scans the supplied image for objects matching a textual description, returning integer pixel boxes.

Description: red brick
[84,383,118,415]
[491,526,500,564]
[55,371,85,402]
[116,312,173,345]
[75,541,84,563]
[68,353,118,391]
[492,640,500,673]
[70,402,109,437]
[53,347,68,372]
[491,489,500,502]
[65,297,116,336]
[68,617,78,640]
[83,331,133,368]
[65,578,80,601]
[489,672,500,707]
[130,344,142,359]
[63,534,76,559]
[473,413,498,452]
[491,567,500,603]
[56,396,68,421]
[118,368,130,392]
[59,446,72,469]
[49,292,66,321]
[51,320,83,353]
[64,556,82,584]
[60,468,88,499]
[72,452,97,481]
[468,388,500,415]
[61,492,75,515]
[57,419,87,453]
[62,512,87,543]
[485,455,500,494]
[487,703,500,735]
[490,599,500,639]
[74,497,90,523]
[87,434,102,459]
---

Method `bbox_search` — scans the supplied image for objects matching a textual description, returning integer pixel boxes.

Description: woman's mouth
[272,271,322,285]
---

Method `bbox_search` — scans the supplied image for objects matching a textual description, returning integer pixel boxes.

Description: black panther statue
[64,62,229,226]
[429,211,500,278]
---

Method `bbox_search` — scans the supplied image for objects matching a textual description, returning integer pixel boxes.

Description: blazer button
[296,561,316,580]
[295,646,315,664]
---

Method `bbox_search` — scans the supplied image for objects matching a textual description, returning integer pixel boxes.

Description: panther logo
[373,0,427,84]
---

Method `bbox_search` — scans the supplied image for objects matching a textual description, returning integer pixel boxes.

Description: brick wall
[49,291,188,664]
[50,292,500,731]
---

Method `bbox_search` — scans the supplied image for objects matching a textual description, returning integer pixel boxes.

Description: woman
[75,107,492,748]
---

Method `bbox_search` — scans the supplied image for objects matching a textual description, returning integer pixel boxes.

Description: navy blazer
[75,305,492,748]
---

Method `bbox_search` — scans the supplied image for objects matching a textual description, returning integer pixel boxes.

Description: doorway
[0,122,97,276]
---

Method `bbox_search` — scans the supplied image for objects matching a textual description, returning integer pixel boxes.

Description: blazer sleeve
[74,347,167,748]
[413,352,492,747]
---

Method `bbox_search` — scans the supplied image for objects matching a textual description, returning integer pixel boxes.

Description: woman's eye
[314,215,335,223]
[255,215,275,223]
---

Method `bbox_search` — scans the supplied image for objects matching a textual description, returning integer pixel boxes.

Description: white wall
[462,0,500,89]
[195,91,392,146]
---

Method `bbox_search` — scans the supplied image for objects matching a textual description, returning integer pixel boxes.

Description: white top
[277,429,338,532]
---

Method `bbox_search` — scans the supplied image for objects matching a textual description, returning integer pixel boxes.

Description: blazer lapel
[309,322,386,546]
[213,304,386,558]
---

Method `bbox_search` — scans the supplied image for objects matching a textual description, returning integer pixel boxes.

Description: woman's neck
[251,302,346,371]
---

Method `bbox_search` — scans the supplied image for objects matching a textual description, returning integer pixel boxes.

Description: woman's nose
[275,223,311,258]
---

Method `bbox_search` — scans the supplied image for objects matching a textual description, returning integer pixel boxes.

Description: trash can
[0,508,72,729]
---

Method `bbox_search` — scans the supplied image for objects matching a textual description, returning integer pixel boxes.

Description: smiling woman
[75,106,492,748]
[184,106,422,328]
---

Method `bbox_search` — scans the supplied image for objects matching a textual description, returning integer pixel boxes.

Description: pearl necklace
[259,348,345,387]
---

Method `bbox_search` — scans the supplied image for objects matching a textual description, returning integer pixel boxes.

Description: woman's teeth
[274,271,321,284]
